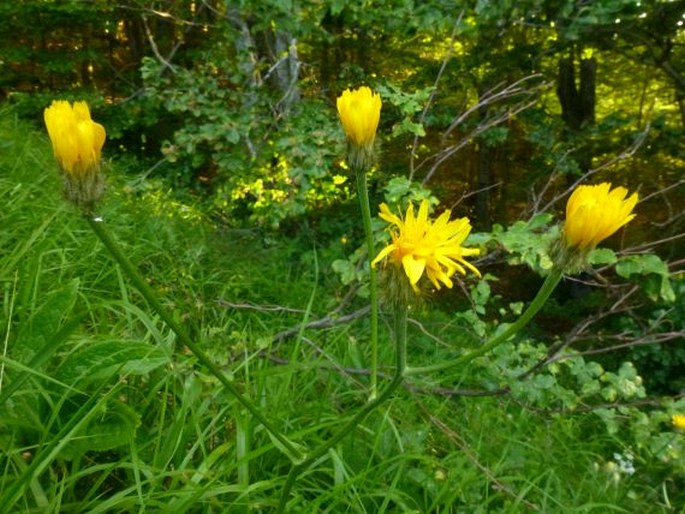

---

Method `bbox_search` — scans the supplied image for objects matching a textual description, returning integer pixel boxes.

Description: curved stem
[405,269,563,377]
[276,303,407,513]
[355,169,379,400]
[85,216,304,463]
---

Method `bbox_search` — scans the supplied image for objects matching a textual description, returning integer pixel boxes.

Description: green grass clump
[1,106,683,513]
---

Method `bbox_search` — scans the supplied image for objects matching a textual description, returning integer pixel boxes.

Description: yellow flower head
[44,100,107,210]
[673,414,685,430]
[564,182,638,249]
[44,100,106,176]
[372,199,481,292]
[336,86,382,148]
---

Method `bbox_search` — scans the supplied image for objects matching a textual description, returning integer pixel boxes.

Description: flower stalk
[405,182,637,377]
[337,86,382,400]
[405,268,563,376]
[85,216,304,463]
[276,298,407,513]
[43,100,302,463]
[355,169,380,399]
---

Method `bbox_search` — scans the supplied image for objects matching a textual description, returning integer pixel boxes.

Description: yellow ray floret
[372,199,480,291]
[564,182,638,249]
[44,100,106,175]
[336,87,382,147]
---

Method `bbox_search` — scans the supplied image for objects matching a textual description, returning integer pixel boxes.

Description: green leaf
[61,399,140,458]
[616,254,675,303]
[56,340,168,385]
[471,280,491,311]
[382,177,437,207]
[615,254,668,278]
[589,248,617,265]
[527,213,554,230]
[493,215,555,273]
[332,259,357,285]
[16,279,80,359]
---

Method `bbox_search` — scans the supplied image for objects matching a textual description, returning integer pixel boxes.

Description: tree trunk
[226,7,300,117]
[556,54,596,173]
[254,25,300,116]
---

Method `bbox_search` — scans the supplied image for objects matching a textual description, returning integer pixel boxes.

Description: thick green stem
[85,216,304,463]
[276,303,407,513]
[405,269,564,377]
[355,168,379,400]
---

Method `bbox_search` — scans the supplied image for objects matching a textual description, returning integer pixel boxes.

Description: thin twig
[533,124,651,215]
[142,15,179,74]
[409,10,464,180]
[272,307,369,343]
[219,300,308,315]
[420,76,546,185]
[416,399,540,511]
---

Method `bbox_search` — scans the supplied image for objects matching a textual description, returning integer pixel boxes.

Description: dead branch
[530,123,651,216]
[417,75,548,186]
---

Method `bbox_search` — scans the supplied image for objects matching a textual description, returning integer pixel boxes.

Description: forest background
[1,0,684,512]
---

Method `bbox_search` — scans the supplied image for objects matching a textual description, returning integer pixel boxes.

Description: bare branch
[141,15,180,74]
[409,10,464,181]
[531,123,651,216]
[418,75,548,185]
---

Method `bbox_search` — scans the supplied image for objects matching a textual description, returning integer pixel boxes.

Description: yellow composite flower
[44,100,106,175]
[336,86,382,147]
[372,199,481,291]
[564,182,638,249]
[673,414,685,430]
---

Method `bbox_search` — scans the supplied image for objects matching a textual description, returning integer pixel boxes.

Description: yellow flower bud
[564,182,638,249]
[336,87,381,170]
[44,100,107,210]
[44,100,106,175]
[551,182,638,273]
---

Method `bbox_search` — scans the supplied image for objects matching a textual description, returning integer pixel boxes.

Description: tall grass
[1,107,681,513]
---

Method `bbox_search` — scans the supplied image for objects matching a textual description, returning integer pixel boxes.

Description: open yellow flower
[673,414,685,430]
[564,182,638,249]
[44,100,106,176]
[372,199,481,291]
[336,86,382,147]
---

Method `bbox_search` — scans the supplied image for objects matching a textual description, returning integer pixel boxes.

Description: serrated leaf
[616,254,674,302]
[616,254,668,278]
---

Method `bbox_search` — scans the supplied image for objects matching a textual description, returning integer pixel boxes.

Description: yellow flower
[336,86,381,147]
[372,199,481,291]
[44,100,106,176]
[564,182,638,249]
[673,414,685,430]
[44,100,107,209]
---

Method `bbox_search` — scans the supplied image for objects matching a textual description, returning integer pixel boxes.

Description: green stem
[405,269,563,377]
[276,302,407,513]
[85,216,304,463]
[355,168,379,400]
